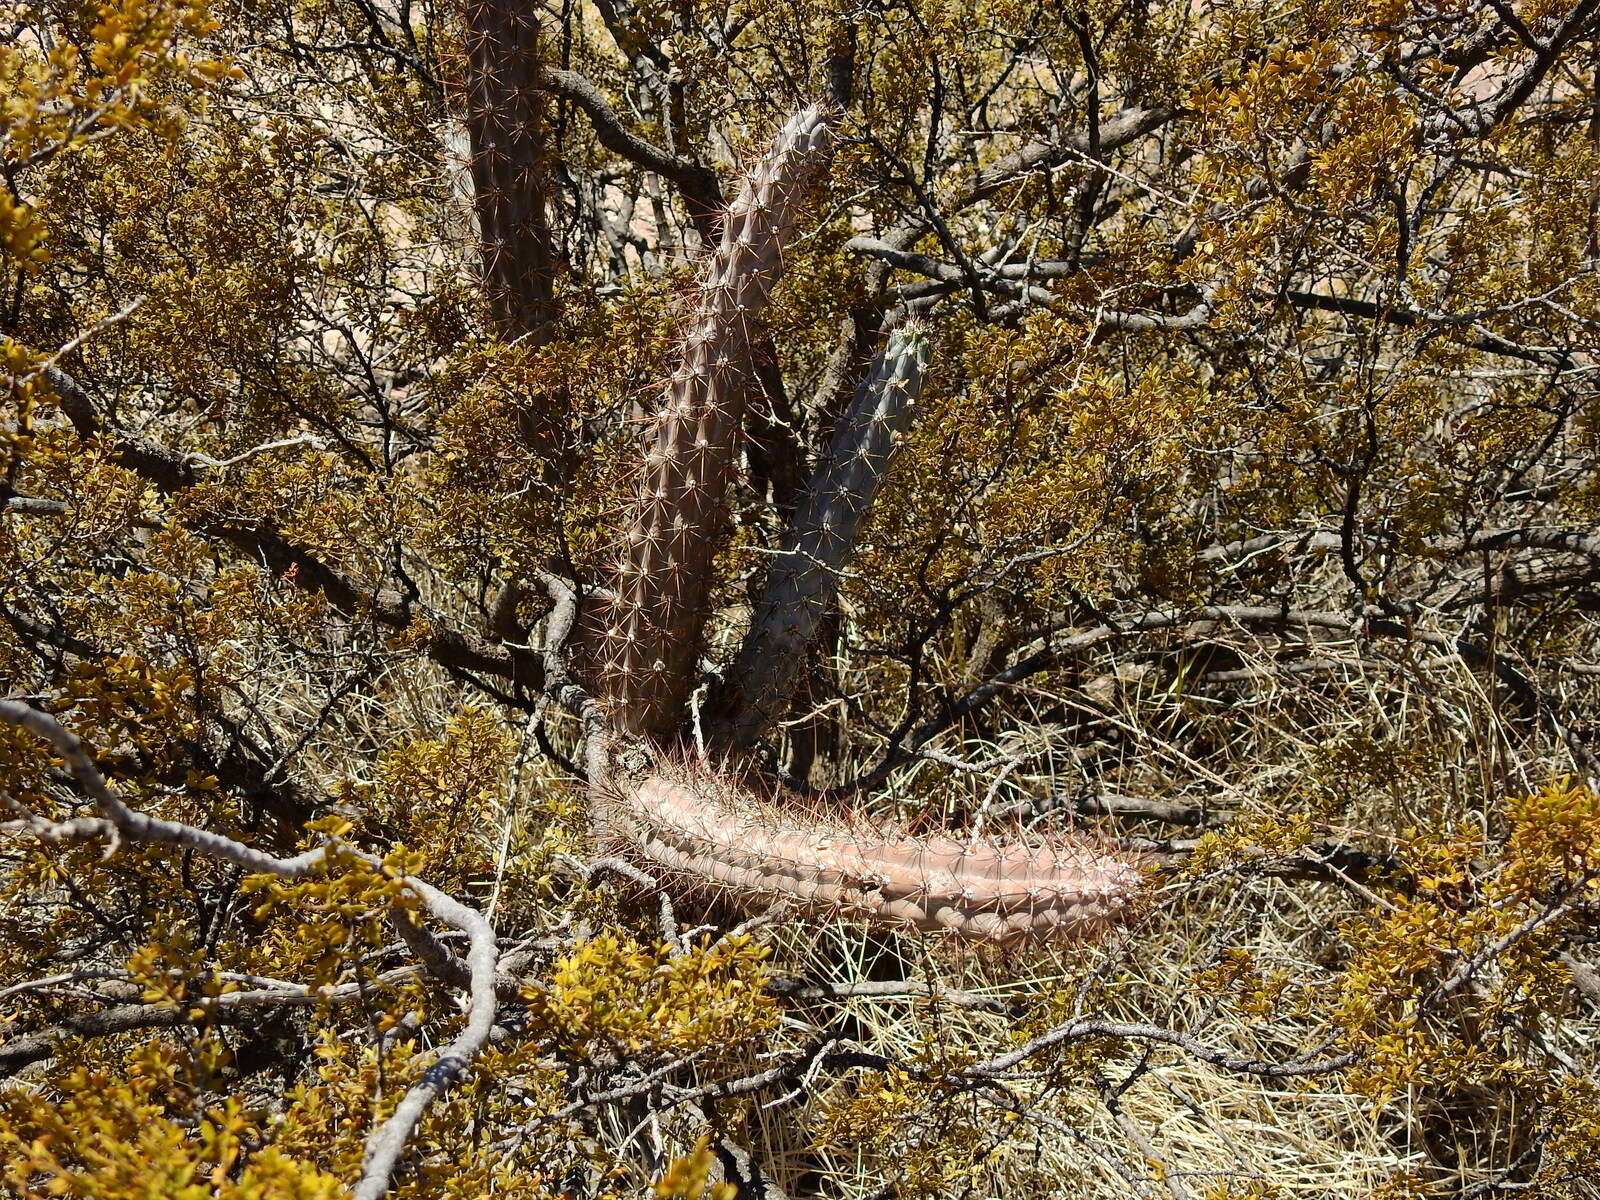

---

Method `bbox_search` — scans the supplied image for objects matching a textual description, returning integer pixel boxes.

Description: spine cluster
[609,772,1140,939]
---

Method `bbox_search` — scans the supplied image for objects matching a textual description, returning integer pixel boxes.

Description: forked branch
[0,699,498,1200]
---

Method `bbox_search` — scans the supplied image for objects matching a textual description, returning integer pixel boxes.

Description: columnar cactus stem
[604,770,1140,940]
[601,103,836,737]
[462,0,559,342]
[715,322,930,749]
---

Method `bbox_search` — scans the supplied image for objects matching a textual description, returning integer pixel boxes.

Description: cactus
[594,104,1138,940]
[714,322,930,751]
[601,768,1140,940]
[599,103,836,737]
[461,0,558,342]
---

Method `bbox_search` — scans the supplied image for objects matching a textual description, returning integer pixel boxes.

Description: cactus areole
[592,105,1140,940]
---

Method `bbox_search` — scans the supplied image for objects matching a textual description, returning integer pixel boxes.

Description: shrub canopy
[4,1,1600,1197]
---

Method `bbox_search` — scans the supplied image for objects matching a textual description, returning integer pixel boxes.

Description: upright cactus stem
[461,0,558,343]
[715,322,930,749]
[601,103,837,737]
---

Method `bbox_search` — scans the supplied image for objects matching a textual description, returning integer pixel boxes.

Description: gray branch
[0,699,499,1200]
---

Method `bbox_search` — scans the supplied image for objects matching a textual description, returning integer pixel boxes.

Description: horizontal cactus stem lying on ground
[604,772,1142,939]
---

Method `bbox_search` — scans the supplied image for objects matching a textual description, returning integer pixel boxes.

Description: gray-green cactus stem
[716,322,930,749]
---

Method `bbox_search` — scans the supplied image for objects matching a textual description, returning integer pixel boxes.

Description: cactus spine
[592,104,1138,939]
[715,322,930,750]
[600,103,836,737]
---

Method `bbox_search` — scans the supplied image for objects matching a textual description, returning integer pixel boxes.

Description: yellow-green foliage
[1,1043,344,1199]
[651,1138,736,1200]
[525,931,777,1063]
[4,0,1600,1196]
[808,1064,1018,1199]
[1336,782,1600,1103]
